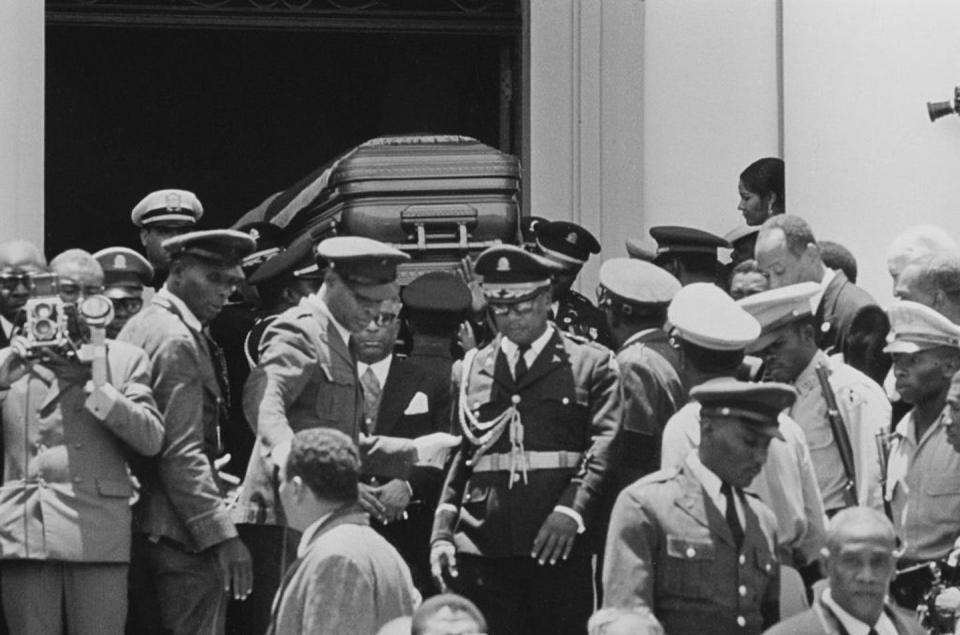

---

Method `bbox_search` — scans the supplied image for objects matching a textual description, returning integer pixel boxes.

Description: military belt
[471,450,583,473]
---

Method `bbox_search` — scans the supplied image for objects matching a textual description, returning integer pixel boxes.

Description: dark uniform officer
[597,257,685,488]
[130,189,203,286]
[93,246,153,339]
[650,225,730,287]
[401,271,472,384]
[603,379,789,634]
[430,244,622,635]
[535,219,614,348]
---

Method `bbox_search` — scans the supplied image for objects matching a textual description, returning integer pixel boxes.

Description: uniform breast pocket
[922,475,960,524]
[804,423,834,452]
[664,535,716,599]
[314,364,355,423]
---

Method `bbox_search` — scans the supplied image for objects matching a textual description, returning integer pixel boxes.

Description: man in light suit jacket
[269,428,420,635]
[764,507,923,635]
[0,250,164,635]
[119,230,255,635]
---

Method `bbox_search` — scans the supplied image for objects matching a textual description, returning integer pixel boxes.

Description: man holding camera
[119,229,255,635]
[0,249,164,635]
[0,239,46,346]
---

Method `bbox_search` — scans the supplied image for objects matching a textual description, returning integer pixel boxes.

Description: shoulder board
[635,466,679,486]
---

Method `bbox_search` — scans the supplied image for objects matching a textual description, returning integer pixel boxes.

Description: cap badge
[164,192,183,211]
[248,228,260,242]
[566,232,578,245]
[496,257,511,272]
[113,254,127,269]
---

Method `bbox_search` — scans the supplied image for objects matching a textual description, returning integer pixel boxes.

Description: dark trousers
[453,553,595,635]
[127,534,225,635]
[3,560,127,635]
[225,524,300,635]
[374,504,436,598]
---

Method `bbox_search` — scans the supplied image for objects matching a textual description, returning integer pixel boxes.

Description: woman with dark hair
[738,157,784,225]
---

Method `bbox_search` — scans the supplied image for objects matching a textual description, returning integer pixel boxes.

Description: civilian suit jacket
[118,293,238,551]
[432,328,622,557]
[268,505,419,635]
[0,341,163,562]
[603,464,780,635]
[763,593,923,634]
[816,270,890,386]
[237,295,417,526]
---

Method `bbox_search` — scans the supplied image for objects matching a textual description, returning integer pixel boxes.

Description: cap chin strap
[457,348,529,487]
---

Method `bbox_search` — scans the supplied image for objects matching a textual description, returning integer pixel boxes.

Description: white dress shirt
[821,588,897,635]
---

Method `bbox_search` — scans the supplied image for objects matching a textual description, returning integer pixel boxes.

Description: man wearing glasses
[237,236,460,629]
[93,247,153,338]
[0,239,46,347]
[430,244,622,635]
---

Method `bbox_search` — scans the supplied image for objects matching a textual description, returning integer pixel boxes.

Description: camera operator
[0,239,46,346]
[0,249,164,635]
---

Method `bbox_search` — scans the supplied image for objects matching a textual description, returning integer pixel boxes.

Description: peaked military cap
[131,189,203,228]
[402,271,472,313]
[737,282,820,354]
[475,244,562,304]
[668,282,760,351]
[598,257,680,316]
[691,378,795,439]
[317,236,410,301]
[625,237,657,262]
[884,300,960,354]
[247,232,323,286]
[236,221,287,273]
[536,220,601,269]
[93,247,154,299]
[162,229,256,267]
[724,224,760,247]
[650,225,730,258]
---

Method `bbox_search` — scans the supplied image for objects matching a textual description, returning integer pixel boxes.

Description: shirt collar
[684,452,724,506]
[305,287,352,347]
[821,588,897,635]
[357,354,393,386]
[296,511,335,559]
[812,267,838,313]
[0,315,13,340]
[500,323,554,361]
[157,285,203,332]
[894,406,949,444]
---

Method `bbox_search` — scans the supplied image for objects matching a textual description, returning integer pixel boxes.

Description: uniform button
[562,397,570,405]
[739,554,746,565]
[685,547,696,558]
[511,395,521,404]
[72,476,82,483]
[473,402,480,409]
[511,473,520,484]
[739,585,747,597]
[737,616,746,627]
[765,563,772,573]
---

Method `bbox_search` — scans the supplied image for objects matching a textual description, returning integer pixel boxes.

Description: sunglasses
[363,312,398,328]
[111,297,144,314]
[0,274,31,293]
[489,298,538,317]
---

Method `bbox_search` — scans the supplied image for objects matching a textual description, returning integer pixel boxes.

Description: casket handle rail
[401,204,480,251]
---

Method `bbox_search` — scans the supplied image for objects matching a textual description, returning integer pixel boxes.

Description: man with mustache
[739,282,889,515]
[604,379,791,634]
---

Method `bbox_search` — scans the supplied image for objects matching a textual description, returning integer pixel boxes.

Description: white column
[0,1,44,249]
[527,0,645,291]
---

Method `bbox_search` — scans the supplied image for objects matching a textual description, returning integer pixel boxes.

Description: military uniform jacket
[603,462,780,635]
[431,328,621,557]
[816,270,891,386]
[119,294,238,551]
[554,289,614,349]
[614,328,686,488]
[237,294,416,525]
[0,342,164,562]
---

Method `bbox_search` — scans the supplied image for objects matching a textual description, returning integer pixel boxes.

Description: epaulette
[635,466,679,486]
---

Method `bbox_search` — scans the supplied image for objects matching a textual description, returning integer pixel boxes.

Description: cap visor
[348,281,399,302]
[104,286,141,299]
[883,340,928,354]
[746,330,778,356]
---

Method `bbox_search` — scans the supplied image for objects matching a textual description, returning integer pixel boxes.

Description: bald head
[887,224,958,288]
[895,252,960,324]
[0,240,45,271]
[50,249,104,293]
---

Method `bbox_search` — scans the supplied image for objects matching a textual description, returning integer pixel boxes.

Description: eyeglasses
[365,312,398,328]
[111,297,144,314]
[489,299,538,317]
[0,274,30,293]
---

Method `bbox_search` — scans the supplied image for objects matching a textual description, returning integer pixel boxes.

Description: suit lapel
[673,466,737,549]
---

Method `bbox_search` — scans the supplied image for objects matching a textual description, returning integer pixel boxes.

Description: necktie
[360,366,382,434]
[203,328,231,409]
[721,482,745,551]
[868,630,878,635]
[514,344,531,383]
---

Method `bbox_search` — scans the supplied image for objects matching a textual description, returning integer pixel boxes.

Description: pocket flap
[462,482,490,505]
[666,535,715,561]
[925,475,960,496]
[96,478,133,498]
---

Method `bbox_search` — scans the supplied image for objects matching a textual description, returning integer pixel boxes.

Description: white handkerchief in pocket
[404,391,429,415]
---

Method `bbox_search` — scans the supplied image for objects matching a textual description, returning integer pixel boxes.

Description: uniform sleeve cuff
[84,383,121,421]
[553,505,585,534]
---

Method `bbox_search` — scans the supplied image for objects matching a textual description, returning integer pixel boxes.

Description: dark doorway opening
[45,11,519,257]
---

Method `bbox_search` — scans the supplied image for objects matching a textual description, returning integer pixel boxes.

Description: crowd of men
[3,161,960,635]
